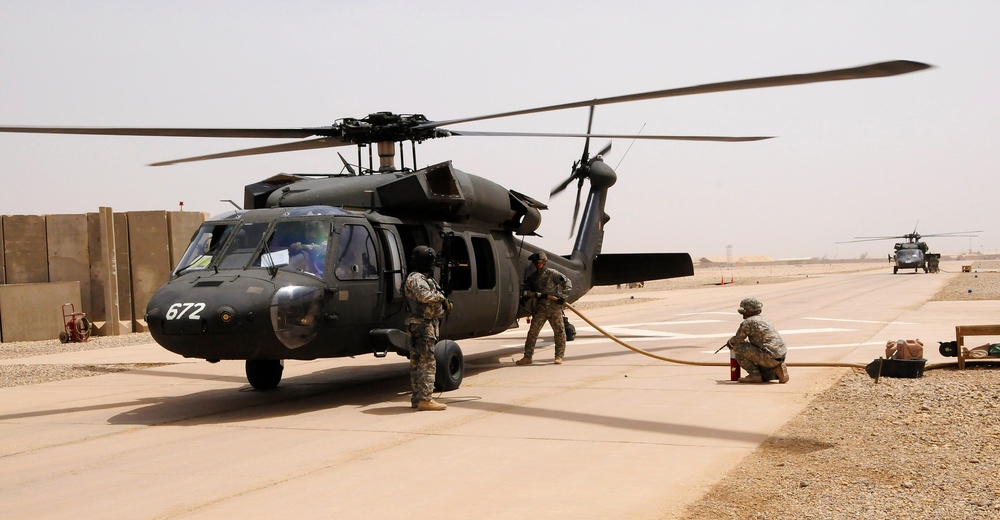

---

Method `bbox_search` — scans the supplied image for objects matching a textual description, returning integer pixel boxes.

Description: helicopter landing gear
[893,266,899,274]
[246,359,284,390]
[433,340,464,392]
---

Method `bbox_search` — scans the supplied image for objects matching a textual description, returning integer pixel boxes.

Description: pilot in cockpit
[287,222,328,276]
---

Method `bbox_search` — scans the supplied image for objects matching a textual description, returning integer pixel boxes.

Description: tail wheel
[433,340,464,392]
[564,317,577,342]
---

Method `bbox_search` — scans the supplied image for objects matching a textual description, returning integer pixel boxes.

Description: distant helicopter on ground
[840,225,981,273]
[0,60,930,391]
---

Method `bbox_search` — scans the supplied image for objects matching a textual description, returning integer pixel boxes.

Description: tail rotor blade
[551,162,579,196]
[594,141,612,160]
[569,180,583,239]
[580,105,595,165]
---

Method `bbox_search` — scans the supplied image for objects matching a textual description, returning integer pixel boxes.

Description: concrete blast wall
[0,209,205,342]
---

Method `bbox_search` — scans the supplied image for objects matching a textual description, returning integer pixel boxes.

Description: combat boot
[739,372,763,383]
[553,357,563,365]
[515,356,533,365]
[774,362,789,384]
[417,399,447,411]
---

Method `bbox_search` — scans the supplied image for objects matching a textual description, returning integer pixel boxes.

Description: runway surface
[1,267,995,519]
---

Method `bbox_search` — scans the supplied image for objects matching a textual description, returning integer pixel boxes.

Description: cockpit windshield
[177,206,372,280]
[174,223,236,276]
[254,220,330,277]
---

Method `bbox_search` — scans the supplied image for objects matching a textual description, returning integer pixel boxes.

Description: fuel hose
[563,302,955,371]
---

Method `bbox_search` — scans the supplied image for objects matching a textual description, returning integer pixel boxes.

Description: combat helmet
[529,252,548,263]
[738,297,763,316]
[410,245,436,274]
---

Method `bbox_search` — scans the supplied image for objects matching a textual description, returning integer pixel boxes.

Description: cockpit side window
[336,224,378,280]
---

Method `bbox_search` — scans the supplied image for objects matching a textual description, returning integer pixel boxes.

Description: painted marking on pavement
[803,317,917,325]
[700,341,884,354]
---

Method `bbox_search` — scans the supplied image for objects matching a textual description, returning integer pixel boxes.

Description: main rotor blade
[919,231,983,237]
[446,130,772,142]
[0,125,327,139]
[418,60,931,129]
[836,237,901,244]
[149,137,352,166]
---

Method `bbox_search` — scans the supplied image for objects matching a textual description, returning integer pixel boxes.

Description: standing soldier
[404,246,452,411]
[516,252,572,365]
[725,297,789,383]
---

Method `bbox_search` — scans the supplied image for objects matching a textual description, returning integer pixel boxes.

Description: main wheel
[433,340,464,392]
[893,266,898,274]
[246,359,284,390]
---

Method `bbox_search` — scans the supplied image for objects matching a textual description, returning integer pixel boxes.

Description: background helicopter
[0,60,929,391]
[839,225,981,273]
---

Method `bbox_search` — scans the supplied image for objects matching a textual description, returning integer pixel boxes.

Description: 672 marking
[165,302,206,320]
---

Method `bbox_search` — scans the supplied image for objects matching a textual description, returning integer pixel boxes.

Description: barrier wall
[0,282,81,342]
[0,209,206,342]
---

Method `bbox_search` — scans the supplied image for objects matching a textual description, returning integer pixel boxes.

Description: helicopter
[840,225,981,273]
[0,60,930,391]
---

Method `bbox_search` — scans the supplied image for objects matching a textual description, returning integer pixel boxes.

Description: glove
[442,299,454,314]
[555,296,566,304]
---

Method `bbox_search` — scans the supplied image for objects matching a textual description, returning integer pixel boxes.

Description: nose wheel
[246,359,284,390]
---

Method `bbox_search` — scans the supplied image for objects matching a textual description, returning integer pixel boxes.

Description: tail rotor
[551,106,613,238]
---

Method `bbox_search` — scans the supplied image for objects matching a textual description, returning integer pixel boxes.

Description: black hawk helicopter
[840,224,980,273]
[0,60,929,390]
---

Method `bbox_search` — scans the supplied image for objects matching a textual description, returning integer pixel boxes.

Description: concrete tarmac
[1,266,996,519]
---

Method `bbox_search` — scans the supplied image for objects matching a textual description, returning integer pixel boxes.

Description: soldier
[725,297,789,383]
[516,252,572,365]
[404,246,452,411]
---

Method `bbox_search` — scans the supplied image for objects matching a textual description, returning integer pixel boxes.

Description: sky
[2,1,998,260]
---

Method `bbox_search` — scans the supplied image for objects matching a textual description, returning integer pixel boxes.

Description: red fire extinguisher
[730,349,740,381]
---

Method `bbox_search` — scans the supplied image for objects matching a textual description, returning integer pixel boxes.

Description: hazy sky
[2,1,997,260]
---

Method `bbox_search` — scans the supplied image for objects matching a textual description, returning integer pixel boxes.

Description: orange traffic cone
[720,276,725,286]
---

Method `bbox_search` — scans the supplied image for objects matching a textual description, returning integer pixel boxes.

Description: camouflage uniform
[727,314,786,379]
[522,266,572,359]
[404,271,447,402]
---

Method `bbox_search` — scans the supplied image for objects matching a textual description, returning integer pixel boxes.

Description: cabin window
[336,224,378,280]
[444,235,472,291]
[395,224,430,265]
[379,228,404,297]
[471,236,496,289]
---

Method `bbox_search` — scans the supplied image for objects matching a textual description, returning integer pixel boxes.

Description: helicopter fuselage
[892,241,928,273]
[144,161,692,389]
[146,207,530,362]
